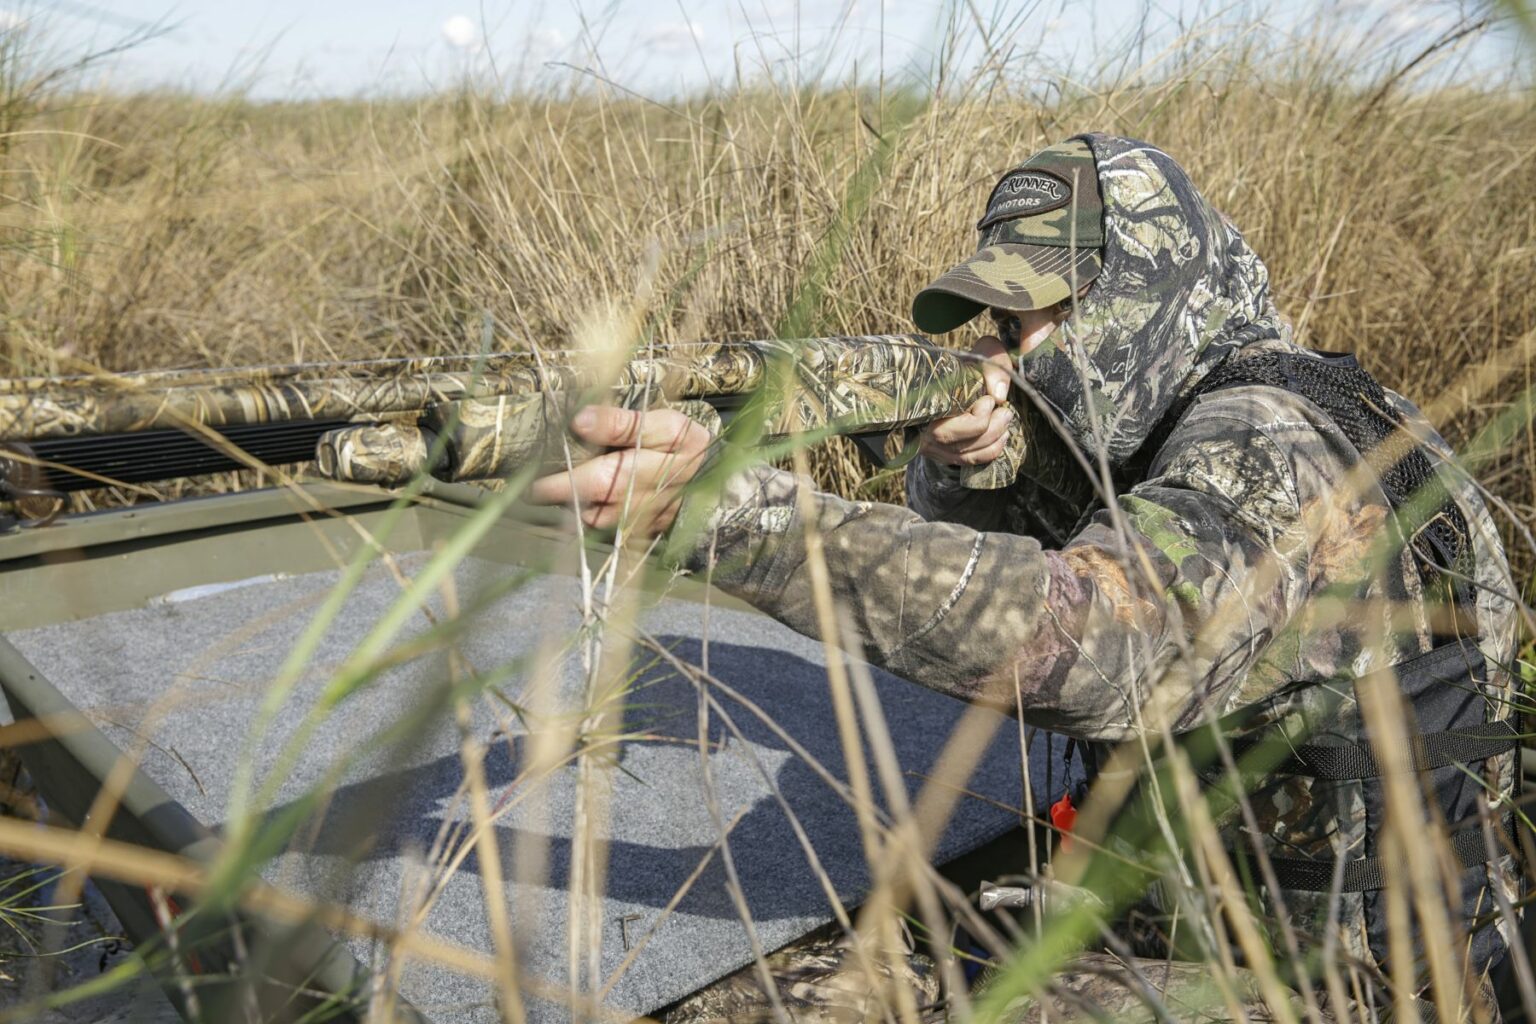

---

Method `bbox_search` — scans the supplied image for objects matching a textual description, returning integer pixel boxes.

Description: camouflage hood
[1021,133,1291,466]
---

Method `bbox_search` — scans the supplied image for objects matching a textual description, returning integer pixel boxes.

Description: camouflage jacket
[667,135,1521,993]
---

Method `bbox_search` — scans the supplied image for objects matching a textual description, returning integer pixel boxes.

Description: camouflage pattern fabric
[667,134,1520,1018]
[1016,133,1291,466]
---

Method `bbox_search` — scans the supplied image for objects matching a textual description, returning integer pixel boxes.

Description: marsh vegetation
[0,5,1532,1024]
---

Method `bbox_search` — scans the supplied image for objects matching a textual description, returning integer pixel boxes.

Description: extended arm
[679,406,1307,739]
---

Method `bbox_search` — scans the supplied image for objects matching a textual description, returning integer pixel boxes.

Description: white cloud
[0,9,26,32]
[1329,0,1451,38]
[1380,7,1441,38]
[442,15,479,50]
[531,27,565,51]
[641,20,705,54]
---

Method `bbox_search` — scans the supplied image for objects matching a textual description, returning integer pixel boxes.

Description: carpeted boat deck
[10,555,1080,1022]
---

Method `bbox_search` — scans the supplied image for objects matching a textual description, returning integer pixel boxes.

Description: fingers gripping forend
[957,412,1026,490]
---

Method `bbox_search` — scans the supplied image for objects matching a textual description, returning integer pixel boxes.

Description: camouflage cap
[912,138,1104,335]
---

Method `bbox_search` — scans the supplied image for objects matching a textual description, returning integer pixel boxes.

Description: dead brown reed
[2,17,1533,581]
[0,12,1533,1024]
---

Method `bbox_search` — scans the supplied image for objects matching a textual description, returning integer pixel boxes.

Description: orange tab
[1050,792,1077,849]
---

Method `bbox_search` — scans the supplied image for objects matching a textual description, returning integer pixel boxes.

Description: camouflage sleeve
[903,455,1013,530]
[674,401,1307,740]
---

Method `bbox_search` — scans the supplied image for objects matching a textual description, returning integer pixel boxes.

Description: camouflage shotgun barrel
[0,335,1026,513]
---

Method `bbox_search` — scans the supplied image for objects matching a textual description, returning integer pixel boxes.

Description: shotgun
[0,335,1026,521]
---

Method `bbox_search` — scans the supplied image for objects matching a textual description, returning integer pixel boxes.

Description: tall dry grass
[2,14,1534,575]
[0,9,1533,1024]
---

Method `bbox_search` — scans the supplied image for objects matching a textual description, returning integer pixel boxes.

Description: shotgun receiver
[0,335,1026,520]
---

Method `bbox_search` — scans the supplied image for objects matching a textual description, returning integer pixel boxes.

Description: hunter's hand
[918,336,1014,467]
[528,405,713,536]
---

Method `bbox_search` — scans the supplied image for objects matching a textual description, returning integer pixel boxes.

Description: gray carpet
[9,555,1082,1023]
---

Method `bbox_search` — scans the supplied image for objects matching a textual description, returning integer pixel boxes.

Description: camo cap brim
[911,245,1102,334]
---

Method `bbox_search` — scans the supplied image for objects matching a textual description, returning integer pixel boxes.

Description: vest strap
[1134,349,1476,609]
[1230,721,1520,781]
[1244,814,1518,893]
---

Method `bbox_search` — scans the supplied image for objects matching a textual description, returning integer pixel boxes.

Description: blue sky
[6,0,1521,99]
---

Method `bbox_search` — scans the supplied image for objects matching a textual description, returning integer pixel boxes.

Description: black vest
[1112,350,1522,978]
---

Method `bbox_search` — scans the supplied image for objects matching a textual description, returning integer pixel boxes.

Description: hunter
[529,133,1524,1021]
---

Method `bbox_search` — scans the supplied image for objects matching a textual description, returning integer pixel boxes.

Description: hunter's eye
[991,314,1022,345]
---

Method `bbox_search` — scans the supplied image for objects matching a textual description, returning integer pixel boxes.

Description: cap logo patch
[976,169,1073,230]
